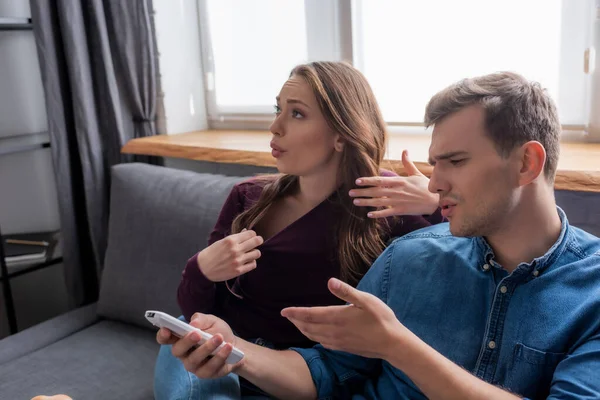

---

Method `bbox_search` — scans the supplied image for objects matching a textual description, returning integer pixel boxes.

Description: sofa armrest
[0,302,99,366]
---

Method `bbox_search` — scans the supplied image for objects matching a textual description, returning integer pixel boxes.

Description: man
[158,72,600,399]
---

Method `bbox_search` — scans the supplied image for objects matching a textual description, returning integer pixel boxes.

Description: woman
[155,61,442,399]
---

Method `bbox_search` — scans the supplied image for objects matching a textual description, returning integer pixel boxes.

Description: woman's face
[269,75,343,177]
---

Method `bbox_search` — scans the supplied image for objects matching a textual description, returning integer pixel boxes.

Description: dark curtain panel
[30,0,163,307]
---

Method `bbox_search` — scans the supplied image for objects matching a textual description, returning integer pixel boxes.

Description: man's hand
[156,313,242,379]
[281,278,406,359]
[349,150,439,218]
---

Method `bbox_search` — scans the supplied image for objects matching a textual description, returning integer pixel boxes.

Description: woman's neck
[296,164,340,208]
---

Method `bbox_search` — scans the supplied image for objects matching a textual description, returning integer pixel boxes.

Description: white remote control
[145,310,244,364]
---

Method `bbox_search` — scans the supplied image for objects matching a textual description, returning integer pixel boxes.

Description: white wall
[153,0,208,134]
[0,0,60,234]
[0,0,68,338]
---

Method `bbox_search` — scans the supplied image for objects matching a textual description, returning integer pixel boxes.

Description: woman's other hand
[350,150,439,218]
[197,229,263,282]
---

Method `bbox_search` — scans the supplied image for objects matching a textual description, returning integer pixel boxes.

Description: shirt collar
[475,206,570,276]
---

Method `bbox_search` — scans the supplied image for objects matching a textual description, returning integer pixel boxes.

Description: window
[198,0,598,134]
[204,0,307,112]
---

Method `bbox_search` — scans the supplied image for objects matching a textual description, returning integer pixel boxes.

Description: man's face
[428,105,521,237]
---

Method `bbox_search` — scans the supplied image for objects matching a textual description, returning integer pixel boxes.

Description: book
[2,231,59,268]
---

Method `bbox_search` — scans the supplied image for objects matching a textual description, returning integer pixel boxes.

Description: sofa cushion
[0,303,98,366]
[0,320,158,399]
[98,163,245,329]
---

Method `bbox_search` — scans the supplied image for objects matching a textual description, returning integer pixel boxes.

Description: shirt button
[482,264,490,271]
[500,286,508,294]
[488,340,496,349]
[532,270,540,277]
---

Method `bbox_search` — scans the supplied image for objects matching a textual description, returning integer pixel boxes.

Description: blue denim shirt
[293,208,600,399]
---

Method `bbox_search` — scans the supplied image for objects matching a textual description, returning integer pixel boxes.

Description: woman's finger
[235,260,257,276]
[239,249,261,265]
[349,187,395,199]
[231,229,258,243]
[184,334,225,371]
[365,208,402,219]
[352,197,391,208]
[193,342,234,378]
[355,176,403,187]
[238,235,264,253]
[171,330,207,359]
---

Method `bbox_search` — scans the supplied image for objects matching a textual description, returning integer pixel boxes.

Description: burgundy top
[178,173,444,349]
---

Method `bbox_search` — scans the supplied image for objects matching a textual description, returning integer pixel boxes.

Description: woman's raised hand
[349,150,439,218]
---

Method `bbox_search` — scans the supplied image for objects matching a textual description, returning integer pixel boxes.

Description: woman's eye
[273,105,281,115]
[291,109,304,119]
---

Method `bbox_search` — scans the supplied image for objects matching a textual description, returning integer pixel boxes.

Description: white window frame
[197,0,600,142]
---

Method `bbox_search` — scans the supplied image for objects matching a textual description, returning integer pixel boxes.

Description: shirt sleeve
[544,329,600,399]
[177,184,245,322]
[291,245,395,399]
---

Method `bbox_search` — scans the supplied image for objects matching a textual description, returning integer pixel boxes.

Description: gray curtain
[30,0,163,307]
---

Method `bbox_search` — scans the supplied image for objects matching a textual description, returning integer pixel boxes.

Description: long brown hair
[232,61,389,285]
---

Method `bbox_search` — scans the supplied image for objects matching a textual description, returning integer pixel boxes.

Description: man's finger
[401,150,423,176]
[281,305,346,323]
[328,278,368,307]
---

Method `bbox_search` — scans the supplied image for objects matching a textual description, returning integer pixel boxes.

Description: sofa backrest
[97,163,246,329]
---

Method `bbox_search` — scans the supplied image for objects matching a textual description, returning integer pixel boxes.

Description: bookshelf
[0,16,62,335]
[0,17,33,31]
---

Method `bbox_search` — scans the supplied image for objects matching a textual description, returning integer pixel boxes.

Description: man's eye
[450,159,466,166]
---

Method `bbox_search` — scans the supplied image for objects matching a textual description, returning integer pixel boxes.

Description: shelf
[0,256,63,281]
[0,17,33,31]
[121,130,600,193]
[0,142,50,157]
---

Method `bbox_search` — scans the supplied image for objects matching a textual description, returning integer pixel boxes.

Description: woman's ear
[334,134,345,152]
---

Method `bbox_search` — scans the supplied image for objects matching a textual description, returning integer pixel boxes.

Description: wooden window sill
[121,130,600,193]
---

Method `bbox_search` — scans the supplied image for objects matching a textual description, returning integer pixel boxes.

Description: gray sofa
[0,163,246,399]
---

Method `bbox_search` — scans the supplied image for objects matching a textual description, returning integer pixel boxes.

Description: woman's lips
[272,149,283,158]
[270,142,285,158]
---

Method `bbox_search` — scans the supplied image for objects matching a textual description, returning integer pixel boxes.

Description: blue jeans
[153,317,271,400]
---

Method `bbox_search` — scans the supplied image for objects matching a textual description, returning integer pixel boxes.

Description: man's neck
[485,190,562,274]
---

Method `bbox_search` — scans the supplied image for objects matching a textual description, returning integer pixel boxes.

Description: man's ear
[334,134,345,153]
[518,141,546,186]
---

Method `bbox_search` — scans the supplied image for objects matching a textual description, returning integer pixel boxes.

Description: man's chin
[448,221,479,238]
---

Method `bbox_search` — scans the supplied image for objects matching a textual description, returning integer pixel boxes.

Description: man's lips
[440,201,457,218]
